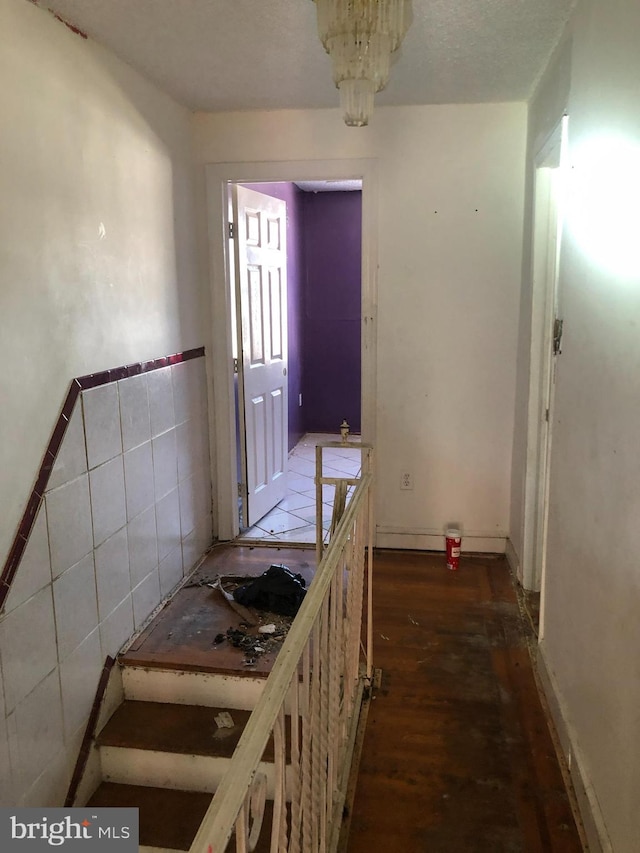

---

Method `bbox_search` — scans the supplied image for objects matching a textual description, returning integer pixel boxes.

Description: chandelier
[312,0,413,127]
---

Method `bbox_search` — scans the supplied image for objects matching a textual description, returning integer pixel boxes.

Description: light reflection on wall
[566,135,640,280]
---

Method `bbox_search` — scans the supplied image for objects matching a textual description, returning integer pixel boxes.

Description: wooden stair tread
[87,782,275,852]
[97,701,254,760]
[87,782,212,850]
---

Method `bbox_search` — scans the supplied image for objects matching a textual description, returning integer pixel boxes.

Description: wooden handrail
[190,467,373,853]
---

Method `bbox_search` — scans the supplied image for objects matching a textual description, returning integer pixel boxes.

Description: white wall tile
[152,428,178,500]
[0,586,57,713]
[59,629,102,740]
[199,410,211,470]
[20,733,76,807]
[132,569,161,629]
[172,359,201,425]
[118,373,151,452]
[0,675,14,806]
[127,505,158,586]
[94,528,130,622]
[82,384,122,470]
[181,529,201,576]
[11,669,64,792]
[99,595,134,659]
[6,710,22,804]
[48,404,88,491]
[89,456,127,547]
[46,474,93,579]
[53,554,99,662]
[4,506,51,614]
[147,366,175,437]
[159,546,183,597]
[155,488,181,562]
[123,441,155,521]
[195,513,214,560]
[0,724,13,804]
[179,475,198,539]
[176,418,205,483]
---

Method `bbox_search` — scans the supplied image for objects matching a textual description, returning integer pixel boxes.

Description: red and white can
[445,528,462,571]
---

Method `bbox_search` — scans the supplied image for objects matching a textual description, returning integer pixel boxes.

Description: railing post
[189,464,374,853]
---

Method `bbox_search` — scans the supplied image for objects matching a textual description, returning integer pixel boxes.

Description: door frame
[205,159,379,541]
[521,117,567,598]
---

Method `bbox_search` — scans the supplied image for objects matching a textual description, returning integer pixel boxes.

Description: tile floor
[239,433,363,544]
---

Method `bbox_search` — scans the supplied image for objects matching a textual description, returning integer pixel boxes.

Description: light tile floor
[239,433,362,544]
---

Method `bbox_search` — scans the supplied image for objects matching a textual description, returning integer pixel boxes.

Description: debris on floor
[233,564,307,617]
[206,572,297,666]
[214,711,235,729]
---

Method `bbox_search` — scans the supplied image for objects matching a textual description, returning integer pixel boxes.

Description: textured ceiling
[38,0,575,111]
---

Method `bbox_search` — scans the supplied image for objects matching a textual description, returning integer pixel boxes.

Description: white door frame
[521,117,567,595]
[205,159,379,541]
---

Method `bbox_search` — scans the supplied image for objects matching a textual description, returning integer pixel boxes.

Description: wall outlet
[298,393,303,407]
[400,471,413,490]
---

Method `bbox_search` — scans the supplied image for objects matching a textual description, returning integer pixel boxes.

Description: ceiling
[39,0,575,113]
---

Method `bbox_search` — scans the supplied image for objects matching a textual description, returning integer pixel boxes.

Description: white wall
[0,360,212,806]
[194,103,527,551]
[511,0,640,849]
[0,0,207,806]
[0,0,204,570]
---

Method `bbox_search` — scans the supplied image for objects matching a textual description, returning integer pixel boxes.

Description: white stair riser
[122,667,266,710]
[101,747,287,800]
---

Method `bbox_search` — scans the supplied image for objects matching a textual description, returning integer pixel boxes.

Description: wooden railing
[190,444,374,853]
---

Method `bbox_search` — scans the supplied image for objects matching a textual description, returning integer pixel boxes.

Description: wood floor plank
[347,550,583,852]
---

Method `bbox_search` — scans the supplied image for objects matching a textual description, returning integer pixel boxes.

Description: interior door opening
[522,115,568,639]
[227,178,363,541]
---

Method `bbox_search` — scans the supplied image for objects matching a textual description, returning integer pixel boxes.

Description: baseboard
[504,537,521,580]
[536,643,612,853]
[375,527,506,554]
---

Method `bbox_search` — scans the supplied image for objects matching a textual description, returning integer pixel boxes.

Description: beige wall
[194,103,527,551]
[511,0,640,848]
[0,0,204,571]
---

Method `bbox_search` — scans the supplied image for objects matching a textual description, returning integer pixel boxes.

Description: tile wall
[0,355,212,806]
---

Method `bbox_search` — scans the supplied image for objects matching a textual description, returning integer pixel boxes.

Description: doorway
[230,180,363,540]
[522,117,568,636]
[205,159,378,543]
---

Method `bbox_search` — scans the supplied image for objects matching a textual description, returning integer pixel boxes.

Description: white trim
[205,160,379,541]
[375,526,506,554]
[521,116,567,593]
[504,537,520,577]
[536,643,612,853]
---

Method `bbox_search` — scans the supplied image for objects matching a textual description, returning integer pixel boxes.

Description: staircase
[87,663,276,852]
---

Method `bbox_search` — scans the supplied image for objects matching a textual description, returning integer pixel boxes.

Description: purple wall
[302,191,362,434]
[243,183,305,451]
[239,184,362,444]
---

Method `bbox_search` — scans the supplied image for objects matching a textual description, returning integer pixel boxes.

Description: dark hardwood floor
[347,550,583,853]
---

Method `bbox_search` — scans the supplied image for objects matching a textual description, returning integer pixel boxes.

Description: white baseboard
[504,537,521,580]
[375,526,506,554]
[536,643,612,853]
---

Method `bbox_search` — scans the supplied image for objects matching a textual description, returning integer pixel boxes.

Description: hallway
[346,551,583,852]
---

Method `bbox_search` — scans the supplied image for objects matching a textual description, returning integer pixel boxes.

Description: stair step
[87,782,212,851]
[97,701,254,760]
[121,665,266,710]
[87,781,275,852]
[96,701,288,795]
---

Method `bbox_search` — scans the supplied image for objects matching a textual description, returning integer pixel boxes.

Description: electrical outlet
[400,471,413,490]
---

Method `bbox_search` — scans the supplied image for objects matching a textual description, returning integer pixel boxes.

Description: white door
[523,116,567,601]
[233,185,288,527]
